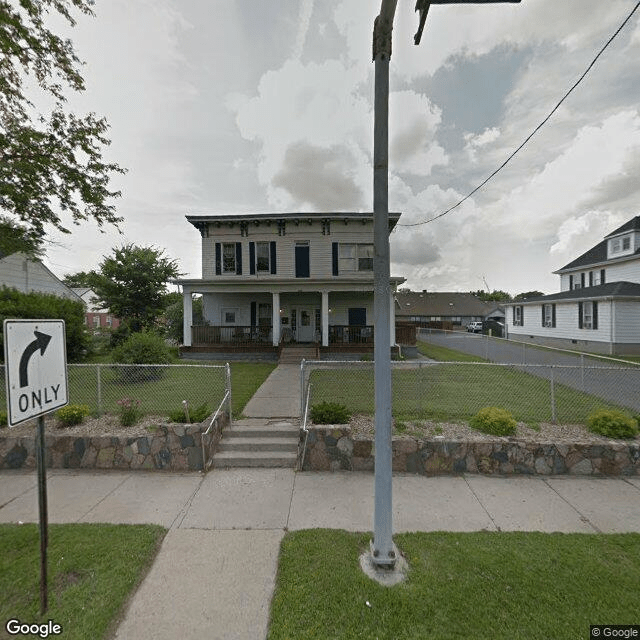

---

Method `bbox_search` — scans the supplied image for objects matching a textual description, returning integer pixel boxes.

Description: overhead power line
[397,0,640,228]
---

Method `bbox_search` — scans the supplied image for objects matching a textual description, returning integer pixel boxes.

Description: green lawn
[417,341,486,363]
[0,523,166,640]
[1,361,275,420]
[267,529,640,640]
[309,363,624,424]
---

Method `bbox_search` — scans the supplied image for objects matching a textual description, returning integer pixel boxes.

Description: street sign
[3,319,69,427]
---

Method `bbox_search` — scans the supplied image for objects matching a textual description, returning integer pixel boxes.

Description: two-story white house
[177,212,405,357]
[504,216,640,355]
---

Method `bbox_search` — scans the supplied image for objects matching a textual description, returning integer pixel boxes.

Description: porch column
[183,288,193,347]
[272,292,280,346]
[321,290,329,347]
[389,290,396,346]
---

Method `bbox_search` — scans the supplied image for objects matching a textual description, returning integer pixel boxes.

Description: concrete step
[225,424,299,439]
[213,450,298,468]
[220,437,298,453]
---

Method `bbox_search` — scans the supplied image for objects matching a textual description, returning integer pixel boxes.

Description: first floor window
[513,306,523,326]
[223,309,236,324]
[542,304,555,328]
[258,303,272,326]
[579,301,598,330]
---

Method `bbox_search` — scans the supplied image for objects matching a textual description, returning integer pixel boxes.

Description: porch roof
[176,276,406,294]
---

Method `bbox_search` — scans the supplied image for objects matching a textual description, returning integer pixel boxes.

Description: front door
[295,307,315,342]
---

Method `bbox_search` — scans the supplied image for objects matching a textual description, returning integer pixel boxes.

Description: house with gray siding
[177,212,405,355]
[504,216,640,355]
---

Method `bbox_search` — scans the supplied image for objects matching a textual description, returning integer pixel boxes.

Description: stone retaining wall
[0,414,229,472]
[301,427,640,476]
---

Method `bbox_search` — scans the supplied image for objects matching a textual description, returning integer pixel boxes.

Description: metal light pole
[370,0,520,570]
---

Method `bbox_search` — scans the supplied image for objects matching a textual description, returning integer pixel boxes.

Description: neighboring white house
[0,251,82,303]
[176,212,405,354]
[504,216,640,355]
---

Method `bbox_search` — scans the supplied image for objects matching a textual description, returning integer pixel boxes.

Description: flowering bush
[117,397,143,427]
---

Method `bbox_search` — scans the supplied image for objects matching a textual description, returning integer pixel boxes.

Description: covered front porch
[178,279,401,351]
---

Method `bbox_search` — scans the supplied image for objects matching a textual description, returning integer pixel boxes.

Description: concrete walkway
[1,469,640,639]
[242,364,301,419]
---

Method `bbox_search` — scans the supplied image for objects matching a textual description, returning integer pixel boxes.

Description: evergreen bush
[469,407,517,436]
[56,404,91,427]
[587,410,638,439]
[310,402,351,425]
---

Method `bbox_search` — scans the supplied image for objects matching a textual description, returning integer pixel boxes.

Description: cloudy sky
[41,0,640,295]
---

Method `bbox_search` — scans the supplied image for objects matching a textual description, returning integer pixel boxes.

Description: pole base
[360,542,407,586]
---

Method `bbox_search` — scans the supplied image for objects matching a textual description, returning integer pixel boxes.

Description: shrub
[168,402,211,424]
[117,398,143,427]
[587,410,638,439]
[0,410,7,428]
[111,331,171,382]
[56,404,91,427]
[310,402,351,425]
[469,407,517,436]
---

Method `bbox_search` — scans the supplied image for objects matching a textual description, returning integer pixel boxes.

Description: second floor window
[222,243,236,273]
[338,244,374,272]
[256,242,270,272]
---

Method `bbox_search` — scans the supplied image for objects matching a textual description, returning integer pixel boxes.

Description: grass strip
[0,523,166,640]
[268,529,640,640]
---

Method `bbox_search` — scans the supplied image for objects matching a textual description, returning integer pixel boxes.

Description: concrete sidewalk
[242,364,301,418]
[2,469,640,639]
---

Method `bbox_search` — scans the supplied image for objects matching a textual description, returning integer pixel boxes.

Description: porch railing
[395,322,417,346]
[328,325,373,344]
[192,325,273,346]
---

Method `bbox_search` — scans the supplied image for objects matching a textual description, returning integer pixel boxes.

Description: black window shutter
[601,269,606,284]
[270,241,277,274]
[250,301,256,328]
[552,304,556,328]
[541,306,545,327]
[589,271,593,287]
[249,242,256,275]
[235,242,242,275]
[215,243,221,275]
[593,302,598,330]
[581,273,585,288]
[578,302,583,329]
[569,275,574,289]
[332,243,339,276]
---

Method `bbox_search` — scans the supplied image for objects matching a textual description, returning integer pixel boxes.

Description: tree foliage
[514,291,545,301]
[163,293,204,343]
[89,244,181,333]
[0,286,88,361]
[0,0,125,241]
[470,289,512,302]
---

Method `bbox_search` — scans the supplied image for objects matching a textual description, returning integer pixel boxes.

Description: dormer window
[609,234,633,256]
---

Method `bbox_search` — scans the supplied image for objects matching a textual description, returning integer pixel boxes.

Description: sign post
[3,319,69,613]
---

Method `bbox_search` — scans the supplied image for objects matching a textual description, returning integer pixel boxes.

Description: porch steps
[213,419,299,468]
[279,345,318,364]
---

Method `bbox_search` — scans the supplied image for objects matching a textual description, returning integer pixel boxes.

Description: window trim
[337,243,374,273]
[513,305,523,326]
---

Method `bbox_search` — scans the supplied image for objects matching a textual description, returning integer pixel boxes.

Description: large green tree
[0,0,125,242]
[88,244,182,333]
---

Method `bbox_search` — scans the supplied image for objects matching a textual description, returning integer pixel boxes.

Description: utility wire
[397,1,640,228]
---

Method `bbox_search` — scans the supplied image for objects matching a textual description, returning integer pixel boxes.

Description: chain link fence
[301,359,640,426]
[1,364,231,421]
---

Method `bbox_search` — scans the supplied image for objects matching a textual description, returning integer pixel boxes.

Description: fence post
[580,353,585,391]
[225,362,232,426]
[522,341,526,365]
[550,365,556,424]
[96,364,102,416]
[485,335,489,360]
[300,359,306,420]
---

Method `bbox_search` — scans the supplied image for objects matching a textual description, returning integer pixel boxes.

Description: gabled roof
[605,215,640,238]
[509,281,640,304]
[555,215,640,272]
[395,291,499,317]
